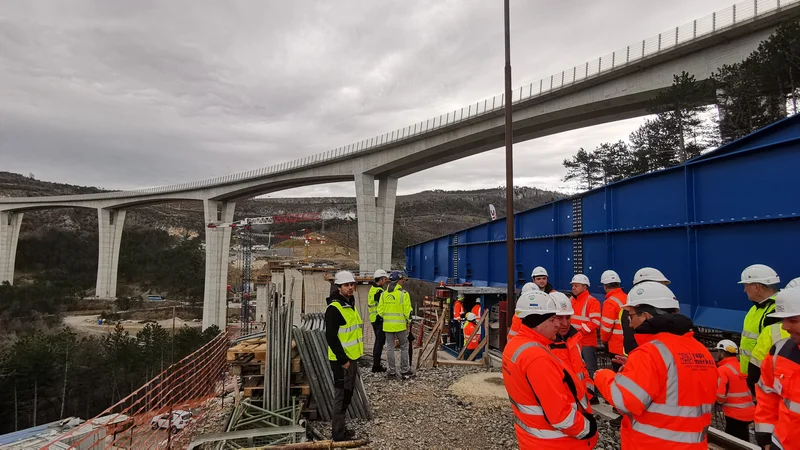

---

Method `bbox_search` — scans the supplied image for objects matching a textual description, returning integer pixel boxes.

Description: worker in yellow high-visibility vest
[737,264,780,374]
[368,269,389,373]
[325,271,364,442]
[378,271,413,379]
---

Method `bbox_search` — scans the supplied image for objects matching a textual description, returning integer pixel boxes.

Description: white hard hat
[466,312,477,321]
[715,339,738,353]
[373,269,388,279]
[550,292,574,316]
[786,277,800,290]
[515,290,560,318]
[571,274,590,287]
[475,297,482,304]
[520,282,539,293]
[600,270,621,285]
[334,271,356,285]
[626,281,680,310]
[531,266,548,278]
[739,264,780,285]
[633,267,670,285]
[768,286,800,319]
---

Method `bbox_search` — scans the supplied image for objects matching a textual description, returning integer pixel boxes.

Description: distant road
[63,314,202,336]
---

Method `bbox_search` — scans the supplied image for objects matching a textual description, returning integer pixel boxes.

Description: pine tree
[595,141,633,184]
[562,148,602,189]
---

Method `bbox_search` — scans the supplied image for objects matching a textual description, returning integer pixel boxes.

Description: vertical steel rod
[503,0,516,334]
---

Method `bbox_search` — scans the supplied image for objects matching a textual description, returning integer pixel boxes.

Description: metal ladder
[572,198,583,274]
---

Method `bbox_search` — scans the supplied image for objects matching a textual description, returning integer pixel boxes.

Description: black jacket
[325,292,356,363]
[634,313,694,336]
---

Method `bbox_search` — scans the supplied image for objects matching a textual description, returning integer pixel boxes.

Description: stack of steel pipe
[263,297,295,414]
[294,313,373,421]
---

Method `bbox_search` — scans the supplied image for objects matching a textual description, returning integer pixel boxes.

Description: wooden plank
[457,314,487,360]
[416,310,445,370]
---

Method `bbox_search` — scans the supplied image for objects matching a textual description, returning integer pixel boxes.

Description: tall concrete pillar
[203,199,235,330]
[354,173,398,274]
[354,173,378,274]
[95,208,127,299]
[376,176,398,271]
[0,211,23,285]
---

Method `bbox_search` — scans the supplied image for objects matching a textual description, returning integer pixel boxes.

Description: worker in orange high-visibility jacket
[548,292,594,398]
[712,339,755,442]
[594,282,717,449]
[598,270,627,372]
[502,289,598,449]
[453,295,466,323]
[754,286,800,449]
[508,283,538,341]
[471,297,482,318]
[463,312,481,350]
[570,274,601,391]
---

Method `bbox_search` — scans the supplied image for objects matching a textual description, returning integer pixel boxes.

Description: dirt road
[63,314,202,336]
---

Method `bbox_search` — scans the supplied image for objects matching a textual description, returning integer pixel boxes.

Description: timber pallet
[227,341,267,362]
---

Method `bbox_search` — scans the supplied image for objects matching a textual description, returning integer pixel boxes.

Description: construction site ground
[311,363,623,450]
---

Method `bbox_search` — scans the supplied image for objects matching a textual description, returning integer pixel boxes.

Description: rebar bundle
[263,297,295,413]
[294,314,372,421]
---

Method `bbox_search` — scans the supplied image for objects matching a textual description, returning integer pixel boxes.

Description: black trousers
[371,320,386,368]
[330,359,359,441]
[724,416,752,443]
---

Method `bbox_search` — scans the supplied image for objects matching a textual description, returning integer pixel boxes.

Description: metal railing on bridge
[5,0,797,205]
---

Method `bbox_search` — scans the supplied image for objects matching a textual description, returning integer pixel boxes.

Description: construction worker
[531,266,556,293]
[754,286,800,449]
[502,289,598,449]
[471,297,482,318]
[570,274,601,387]
[453,294,466,323]
[713,339,755,442]
[616,267,671,361]
[368,269,389,373]
[325,271,364,442]
[548,291,593,397]
[377,271,413,379]
[594,281,717,449]
[598,270,627,372]
[739,264,780,374]
[463,312,481,351]
[747,277,800,394]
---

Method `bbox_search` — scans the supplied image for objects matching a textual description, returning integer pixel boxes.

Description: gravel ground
[312,365,622,450]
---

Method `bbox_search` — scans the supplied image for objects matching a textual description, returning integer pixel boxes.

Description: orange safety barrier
[44,331,230,449]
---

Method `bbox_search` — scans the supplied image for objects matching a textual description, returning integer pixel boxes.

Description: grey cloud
[1,0,734,195]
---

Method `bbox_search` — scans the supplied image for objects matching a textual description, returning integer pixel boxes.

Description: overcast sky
[1,0,736,197]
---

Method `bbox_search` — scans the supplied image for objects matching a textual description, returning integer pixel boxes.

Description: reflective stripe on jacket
[594,331,717,449]
[508,314,521,340]
[367,285,383,323]
[377,284,411,332]
[751,323,789,368]
[754,337,800,450]
[740,296,776,374]
[326,301,364,361]
[453,301,465,320]
[464,322,481,350]
[570,290,601,347]
[502,326,597,450]
[716,356,755,422]
[600,289,627,355]
[550,332,592,399]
